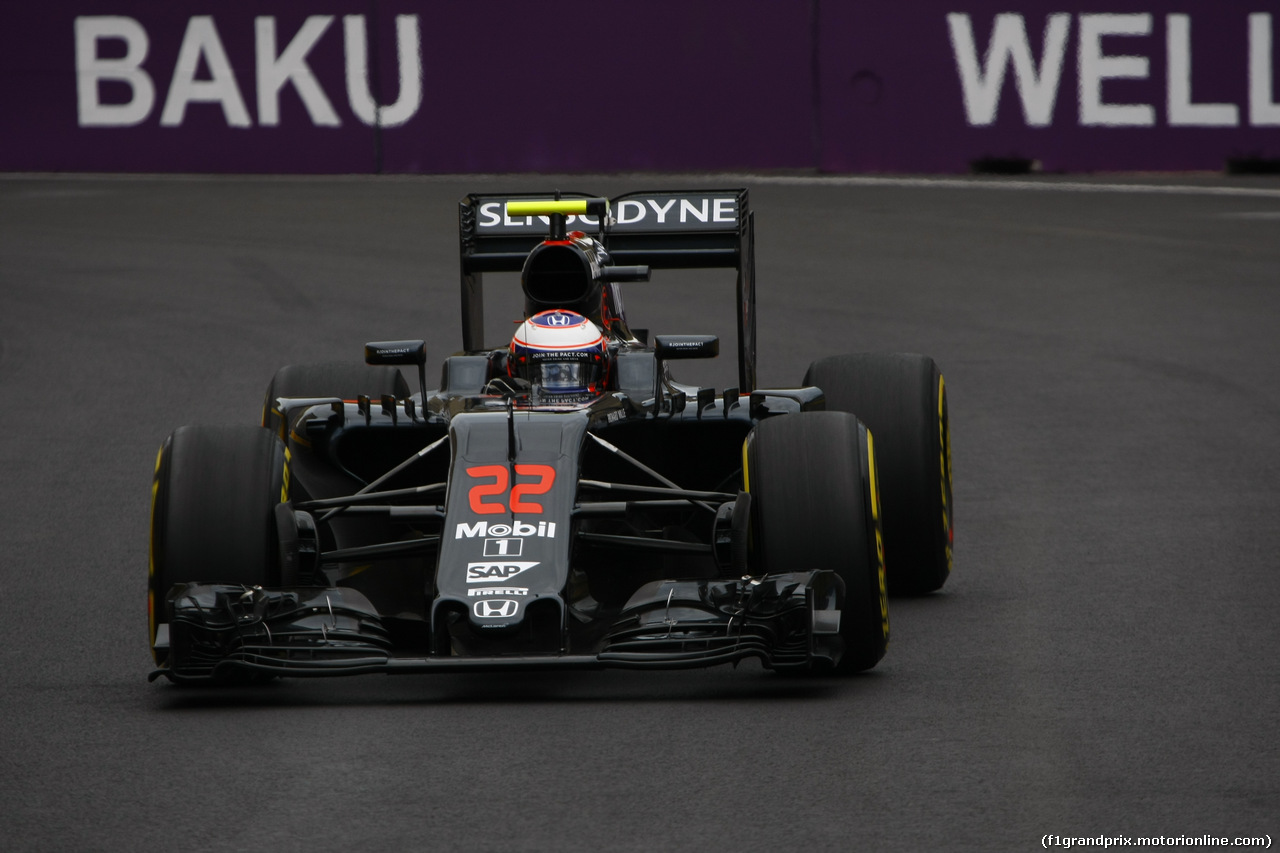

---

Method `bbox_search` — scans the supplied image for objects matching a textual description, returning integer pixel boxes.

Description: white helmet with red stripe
[509,310,608,395]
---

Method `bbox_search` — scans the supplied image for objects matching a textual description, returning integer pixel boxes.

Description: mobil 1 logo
[483,538,523,557]
[454,519,556,540]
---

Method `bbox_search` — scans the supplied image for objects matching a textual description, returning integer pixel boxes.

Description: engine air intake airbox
[522,242,596,313]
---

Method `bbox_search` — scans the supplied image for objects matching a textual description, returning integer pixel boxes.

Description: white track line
[5,171,1280,199]
[725,173,1280,199]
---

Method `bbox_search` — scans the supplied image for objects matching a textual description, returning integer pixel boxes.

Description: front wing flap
[151,584,393,683]
[600,570,844,671]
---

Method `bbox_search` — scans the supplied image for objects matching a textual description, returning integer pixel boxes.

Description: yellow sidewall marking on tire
[281,446,292,503]
[866,429,880,522]
[149,446,162,580]
[148,445,163,652]
[938,374,953,574]
[867,428,889,640]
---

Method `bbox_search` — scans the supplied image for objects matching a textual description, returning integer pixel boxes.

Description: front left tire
[149,424,289,666]
[804,353,952,595]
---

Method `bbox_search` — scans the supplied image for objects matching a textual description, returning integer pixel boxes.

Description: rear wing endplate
[458,189,757,391]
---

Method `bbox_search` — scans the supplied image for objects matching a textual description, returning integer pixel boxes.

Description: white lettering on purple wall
[160,16,251,128]
[74,14,423,129]
[75,16,155,127]
[1078,14,1153,127]
[1250,14,1280,126]
[344,15,421,128]
[257,16,339,127]
[947,12,1069,126]
[948,12,1280,129]
[1167,14,1237,126]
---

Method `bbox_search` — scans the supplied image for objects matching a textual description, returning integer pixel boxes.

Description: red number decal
[510,465,556,514]
[466,466,508,514]
[465,464,556,514]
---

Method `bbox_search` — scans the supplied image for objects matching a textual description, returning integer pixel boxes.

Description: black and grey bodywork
[148,190,953,684]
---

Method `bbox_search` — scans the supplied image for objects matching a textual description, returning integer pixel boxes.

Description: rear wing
[458,189,757,391]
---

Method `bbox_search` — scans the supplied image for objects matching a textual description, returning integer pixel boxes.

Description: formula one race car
[148,189,952,684]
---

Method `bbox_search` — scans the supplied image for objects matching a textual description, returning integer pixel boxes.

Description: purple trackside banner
[1,2,1277,173]
[820,3,1280,172]
[0,1,813,173]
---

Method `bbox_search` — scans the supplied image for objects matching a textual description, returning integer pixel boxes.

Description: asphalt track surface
[2,173,1278,852]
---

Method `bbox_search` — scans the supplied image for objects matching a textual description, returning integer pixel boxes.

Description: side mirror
[365,340,426,366]
[365,340,427,403]
[654,335,719,360]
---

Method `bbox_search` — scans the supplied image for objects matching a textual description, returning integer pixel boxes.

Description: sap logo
[466,588,529,598]
[466,561,539,583]
[73,15,422,129]
[455,520,556,539]
[473,599,519,619]
[947,12,1280,128]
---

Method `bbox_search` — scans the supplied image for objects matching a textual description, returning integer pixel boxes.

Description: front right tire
[744,411,889,673]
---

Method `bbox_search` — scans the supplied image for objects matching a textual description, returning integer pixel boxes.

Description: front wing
[149,571,845,683]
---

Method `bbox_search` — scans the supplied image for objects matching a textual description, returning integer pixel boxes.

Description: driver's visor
[537,360,590,390]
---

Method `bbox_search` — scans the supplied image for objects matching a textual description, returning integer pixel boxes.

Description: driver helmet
[509,310,608,395]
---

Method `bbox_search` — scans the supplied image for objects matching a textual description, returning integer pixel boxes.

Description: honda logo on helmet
[545,312,572,326]
[474,599,519,618]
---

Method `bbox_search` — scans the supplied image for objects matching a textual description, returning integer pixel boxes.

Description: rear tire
[804,353,952,595]
[744,412,889,673]
[149,425,289,665]
[262,362,409,436]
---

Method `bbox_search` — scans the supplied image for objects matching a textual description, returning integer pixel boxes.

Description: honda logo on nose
[474,599,519,618]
